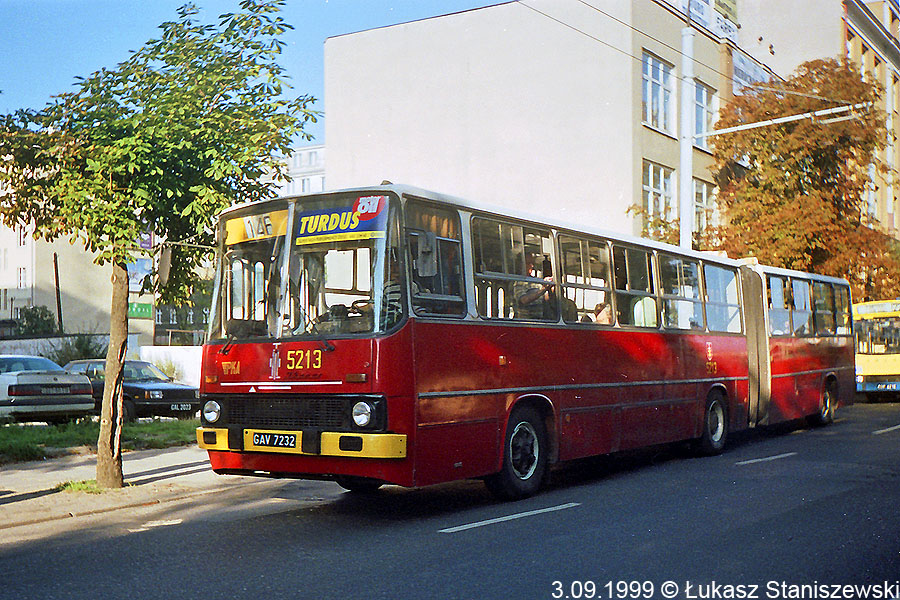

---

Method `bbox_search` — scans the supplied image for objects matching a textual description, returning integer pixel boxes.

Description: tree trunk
[96,261,129,489]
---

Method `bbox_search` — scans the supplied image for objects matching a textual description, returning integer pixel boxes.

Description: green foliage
[0,1,315,487]
[16,305,58,336]
[0,0,318,304]
[46,334,109,366]
[713,58,900,299]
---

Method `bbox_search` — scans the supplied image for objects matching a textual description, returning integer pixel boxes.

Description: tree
[713,58,900,300]
[0,0,317,487]
[16,305,58,336]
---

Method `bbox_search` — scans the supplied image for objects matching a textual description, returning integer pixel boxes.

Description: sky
[0,0,501,144]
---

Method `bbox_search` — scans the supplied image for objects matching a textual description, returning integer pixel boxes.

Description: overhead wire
[515,0,856,107]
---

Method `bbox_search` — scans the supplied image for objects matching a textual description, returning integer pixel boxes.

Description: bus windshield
[208,193,404,341]
[856,314,900,355]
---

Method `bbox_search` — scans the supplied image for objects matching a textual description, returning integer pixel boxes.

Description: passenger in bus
[514,253,555,319]
[594,302,613,324]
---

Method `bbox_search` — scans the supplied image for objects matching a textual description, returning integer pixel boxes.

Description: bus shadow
[313,418,835,523]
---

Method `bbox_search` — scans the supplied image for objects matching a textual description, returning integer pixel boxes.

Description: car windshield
[0,357,62,373]
[208,192,405,341]
[124,363,170,381]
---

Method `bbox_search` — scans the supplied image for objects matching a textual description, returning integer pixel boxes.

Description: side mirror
[417,232,438,278]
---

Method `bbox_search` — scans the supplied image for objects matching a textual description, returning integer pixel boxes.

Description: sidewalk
[0,445,248,530]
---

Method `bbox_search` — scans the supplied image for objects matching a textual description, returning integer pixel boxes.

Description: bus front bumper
[196,427,407,459]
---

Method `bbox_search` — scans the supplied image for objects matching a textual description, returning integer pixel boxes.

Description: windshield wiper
[219,332,237,355]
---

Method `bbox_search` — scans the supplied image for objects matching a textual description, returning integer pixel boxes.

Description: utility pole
[678,12,695,250]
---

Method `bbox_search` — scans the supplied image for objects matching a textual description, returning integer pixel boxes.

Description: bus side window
[659,253,704,330]
[704,264,742,333]
[768,276,791,335]
[813,281,836,335]
[791,279,813,336]
[835,286,852,335]
[472,216,555,322]
[405,200,465,317]
[559,235,612,324]
[613,245,657,327]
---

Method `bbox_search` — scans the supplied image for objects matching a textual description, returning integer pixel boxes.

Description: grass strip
[0,418,199,464]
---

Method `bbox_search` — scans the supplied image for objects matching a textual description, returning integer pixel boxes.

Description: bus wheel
[334,475,383,493]
[809,383,836,426]
[696,392,728,456]
[485,406,548,501]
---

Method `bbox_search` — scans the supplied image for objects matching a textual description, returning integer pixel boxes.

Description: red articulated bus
[196,185,855,499]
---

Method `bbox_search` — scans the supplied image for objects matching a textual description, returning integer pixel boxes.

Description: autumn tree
[0,0,317,487]
[713,58,900,300]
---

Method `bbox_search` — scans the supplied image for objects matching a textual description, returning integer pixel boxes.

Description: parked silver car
[0,355,94,424]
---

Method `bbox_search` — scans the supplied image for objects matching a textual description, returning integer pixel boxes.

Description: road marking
[438,502,581,534]
[128,518,183,533]
[735,452,798,466]
[873,424,900,436]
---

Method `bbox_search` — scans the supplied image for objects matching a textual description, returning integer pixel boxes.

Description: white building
[0,225,155,344]
[324,0,896,241]
[269,144,327,196]
[324,0,753,239]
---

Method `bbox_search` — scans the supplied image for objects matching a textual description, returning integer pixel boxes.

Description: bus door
[740,265,770,426]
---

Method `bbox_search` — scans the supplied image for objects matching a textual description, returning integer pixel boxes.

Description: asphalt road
[2,402,899,600]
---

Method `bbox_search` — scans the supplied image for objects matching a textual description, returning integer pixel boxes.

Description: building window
[694,179,717,239]
[17,267,26,289]
[694,82,716,149]
[302,178,311,193]
[642,160,674,233]
[17,226,27,247]
[642,52,674,133]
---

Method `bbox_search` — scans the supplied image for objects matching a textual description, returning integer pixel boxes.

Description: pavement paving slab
[0,445,246,530]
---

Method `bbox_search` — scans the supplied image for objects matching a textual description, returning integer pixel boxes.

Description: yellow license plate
[244,429,302,453]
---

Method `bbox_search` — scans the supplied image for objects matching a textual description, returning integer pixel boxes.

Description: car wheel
[122,399,137,423]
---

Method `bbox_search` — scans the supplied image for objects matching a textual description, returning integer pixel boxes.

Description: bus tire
[485,405,548,501]
[334,475,383,493]
[809,382,836,426]
[696,392,728,456]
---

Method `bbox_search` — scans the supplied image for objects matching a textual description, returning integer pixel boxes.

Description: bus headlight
[352,401,374,427]
[203,400,222,423]
[856,375,864,383]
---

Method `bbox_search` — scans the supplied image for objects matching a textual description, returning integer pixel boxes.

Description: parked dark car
[0,355,94,424]
[64,359,199,421]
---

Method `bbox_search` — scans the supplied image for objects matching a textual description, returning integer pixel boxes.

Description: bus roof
[222,183,746,268]
[220,183,847,284]
[853,300,900,317]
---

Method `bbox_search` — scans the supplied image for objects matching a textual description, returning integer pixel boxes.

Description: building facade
[737,0,900,235]
[0,225,155,344]
[325,0,898,242]
[324,0,760,240]
[267,144,327,196]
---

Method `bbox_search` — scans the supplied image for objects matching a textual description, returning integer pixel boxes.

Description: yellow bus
[854,300,900,400]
